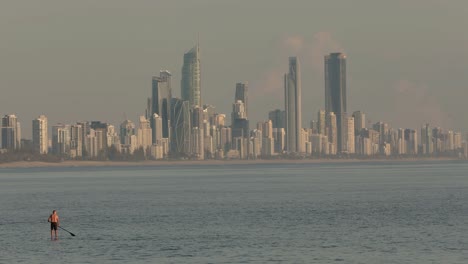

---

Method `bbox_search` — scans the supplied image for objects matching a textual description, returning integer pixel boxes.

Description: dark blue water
[1,161,468,263]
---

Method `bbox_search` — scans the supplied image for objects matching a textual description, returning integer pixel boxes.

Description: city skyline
[1,1,467,137]
[1,45,467,146]
[1,42,467,160]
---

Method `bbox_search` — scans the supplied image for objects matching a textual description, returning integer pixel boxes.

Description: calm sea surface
[1,161,468,263]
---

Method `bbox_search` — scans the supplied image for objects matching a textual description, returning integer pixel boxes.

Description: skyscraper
[181,44,201,108]
[325,53,347,153]
[70,124,83,157]
[1,114,21,150]
[231,101,248,139]
[284,57,302,153]
[268,109,286,129]
[345,116,355,154]
[235,82,248,118]
[421,123,433,155]
[137,116,152,151]
[151,70,172,141]
[32,115,48,154]
[120,120,135,145]
[231,82,249,141]
[317,110,326,135]
[171,98,191,155]
[352,111,366,134]
[326,112,337,155]
[152,114,163,143]
[52,124,70,156]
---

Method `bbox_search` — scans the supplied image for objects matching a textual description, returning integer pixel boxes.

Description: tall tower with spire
[181,43,201,108]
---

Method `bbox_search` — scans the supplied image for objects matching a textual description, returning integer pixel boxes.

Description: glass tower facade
[325,53,347,153]
[152,71,172,141]
[284,57,302,153]
[181,44,201,108]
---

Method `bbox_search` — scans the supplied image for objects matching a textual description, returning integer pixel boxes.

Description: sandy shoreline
[0,158,464,169]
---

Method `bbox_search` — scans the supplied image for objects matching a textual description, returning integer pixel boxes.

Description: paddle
[58,226,76,236]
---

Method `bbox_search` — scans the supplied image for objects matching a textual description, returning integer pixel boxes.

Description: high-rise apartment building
[151,71,172,141]
[317,110,326,135]
[120,120,135,146]
[421,123,433,155]
[272,128,286,153]
[325,53,347,153]
[345,116,355,154]
[190,127,204,160]
[137,116,152,151]
[1,114,21,150]
[404,129,418,155]
[70,124,83,157]
[284,57,302,153]
[181,44,201,108]
[32,115,48,154]
[90,121,108,154]
[152,114,163,143]
[352,111,366,134]
[77,121,90,155]
[52,124,70,156]
[220,126,232,151]
[326,112,337,155]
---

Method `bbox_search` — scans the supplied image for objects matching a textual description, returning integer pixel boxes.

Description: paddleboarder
[47,210,60,240]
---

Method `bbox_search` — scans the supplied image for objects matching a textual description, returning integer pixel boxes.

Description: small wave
[161,246,181,251]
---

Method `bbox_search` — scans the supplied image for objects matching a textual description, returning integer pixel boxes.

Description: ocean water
[0,161,468,263]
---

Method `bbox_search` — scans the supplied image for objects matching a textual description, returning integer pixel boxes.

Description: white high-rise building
[454,132,462,149]
[272,128,286,153]
[397,128,406,155]
[261,120,274,157]
[317,110,326,135]
[52,124,70,156]
[137,116,152,152]
[326,112,337,155]
[152,113,163,142]
[106,125,119,148]
[251,129,262,159]
[346,116,355,154]
[32,115,48,154]
[191,127,204,160]
[1,114,21,150]
[86,129,98,157]
[447,130,454,151]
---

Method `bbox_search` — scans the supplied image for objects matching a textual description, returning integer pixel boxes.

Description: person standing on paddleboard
[48,210,60,240]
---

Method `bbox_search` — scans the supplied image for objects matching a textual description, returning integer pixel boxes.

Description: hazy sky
[1,0,467,138]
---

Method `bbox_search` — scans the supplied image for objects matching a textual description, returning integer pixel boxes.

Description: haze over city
[1,0,467,137]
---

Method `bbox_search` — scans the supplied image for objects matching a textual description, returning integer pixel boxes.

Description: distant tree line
[0,146,156,164]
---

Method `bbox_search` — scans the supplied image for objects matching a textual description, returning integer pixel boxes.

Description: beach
[0,157,464,169]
